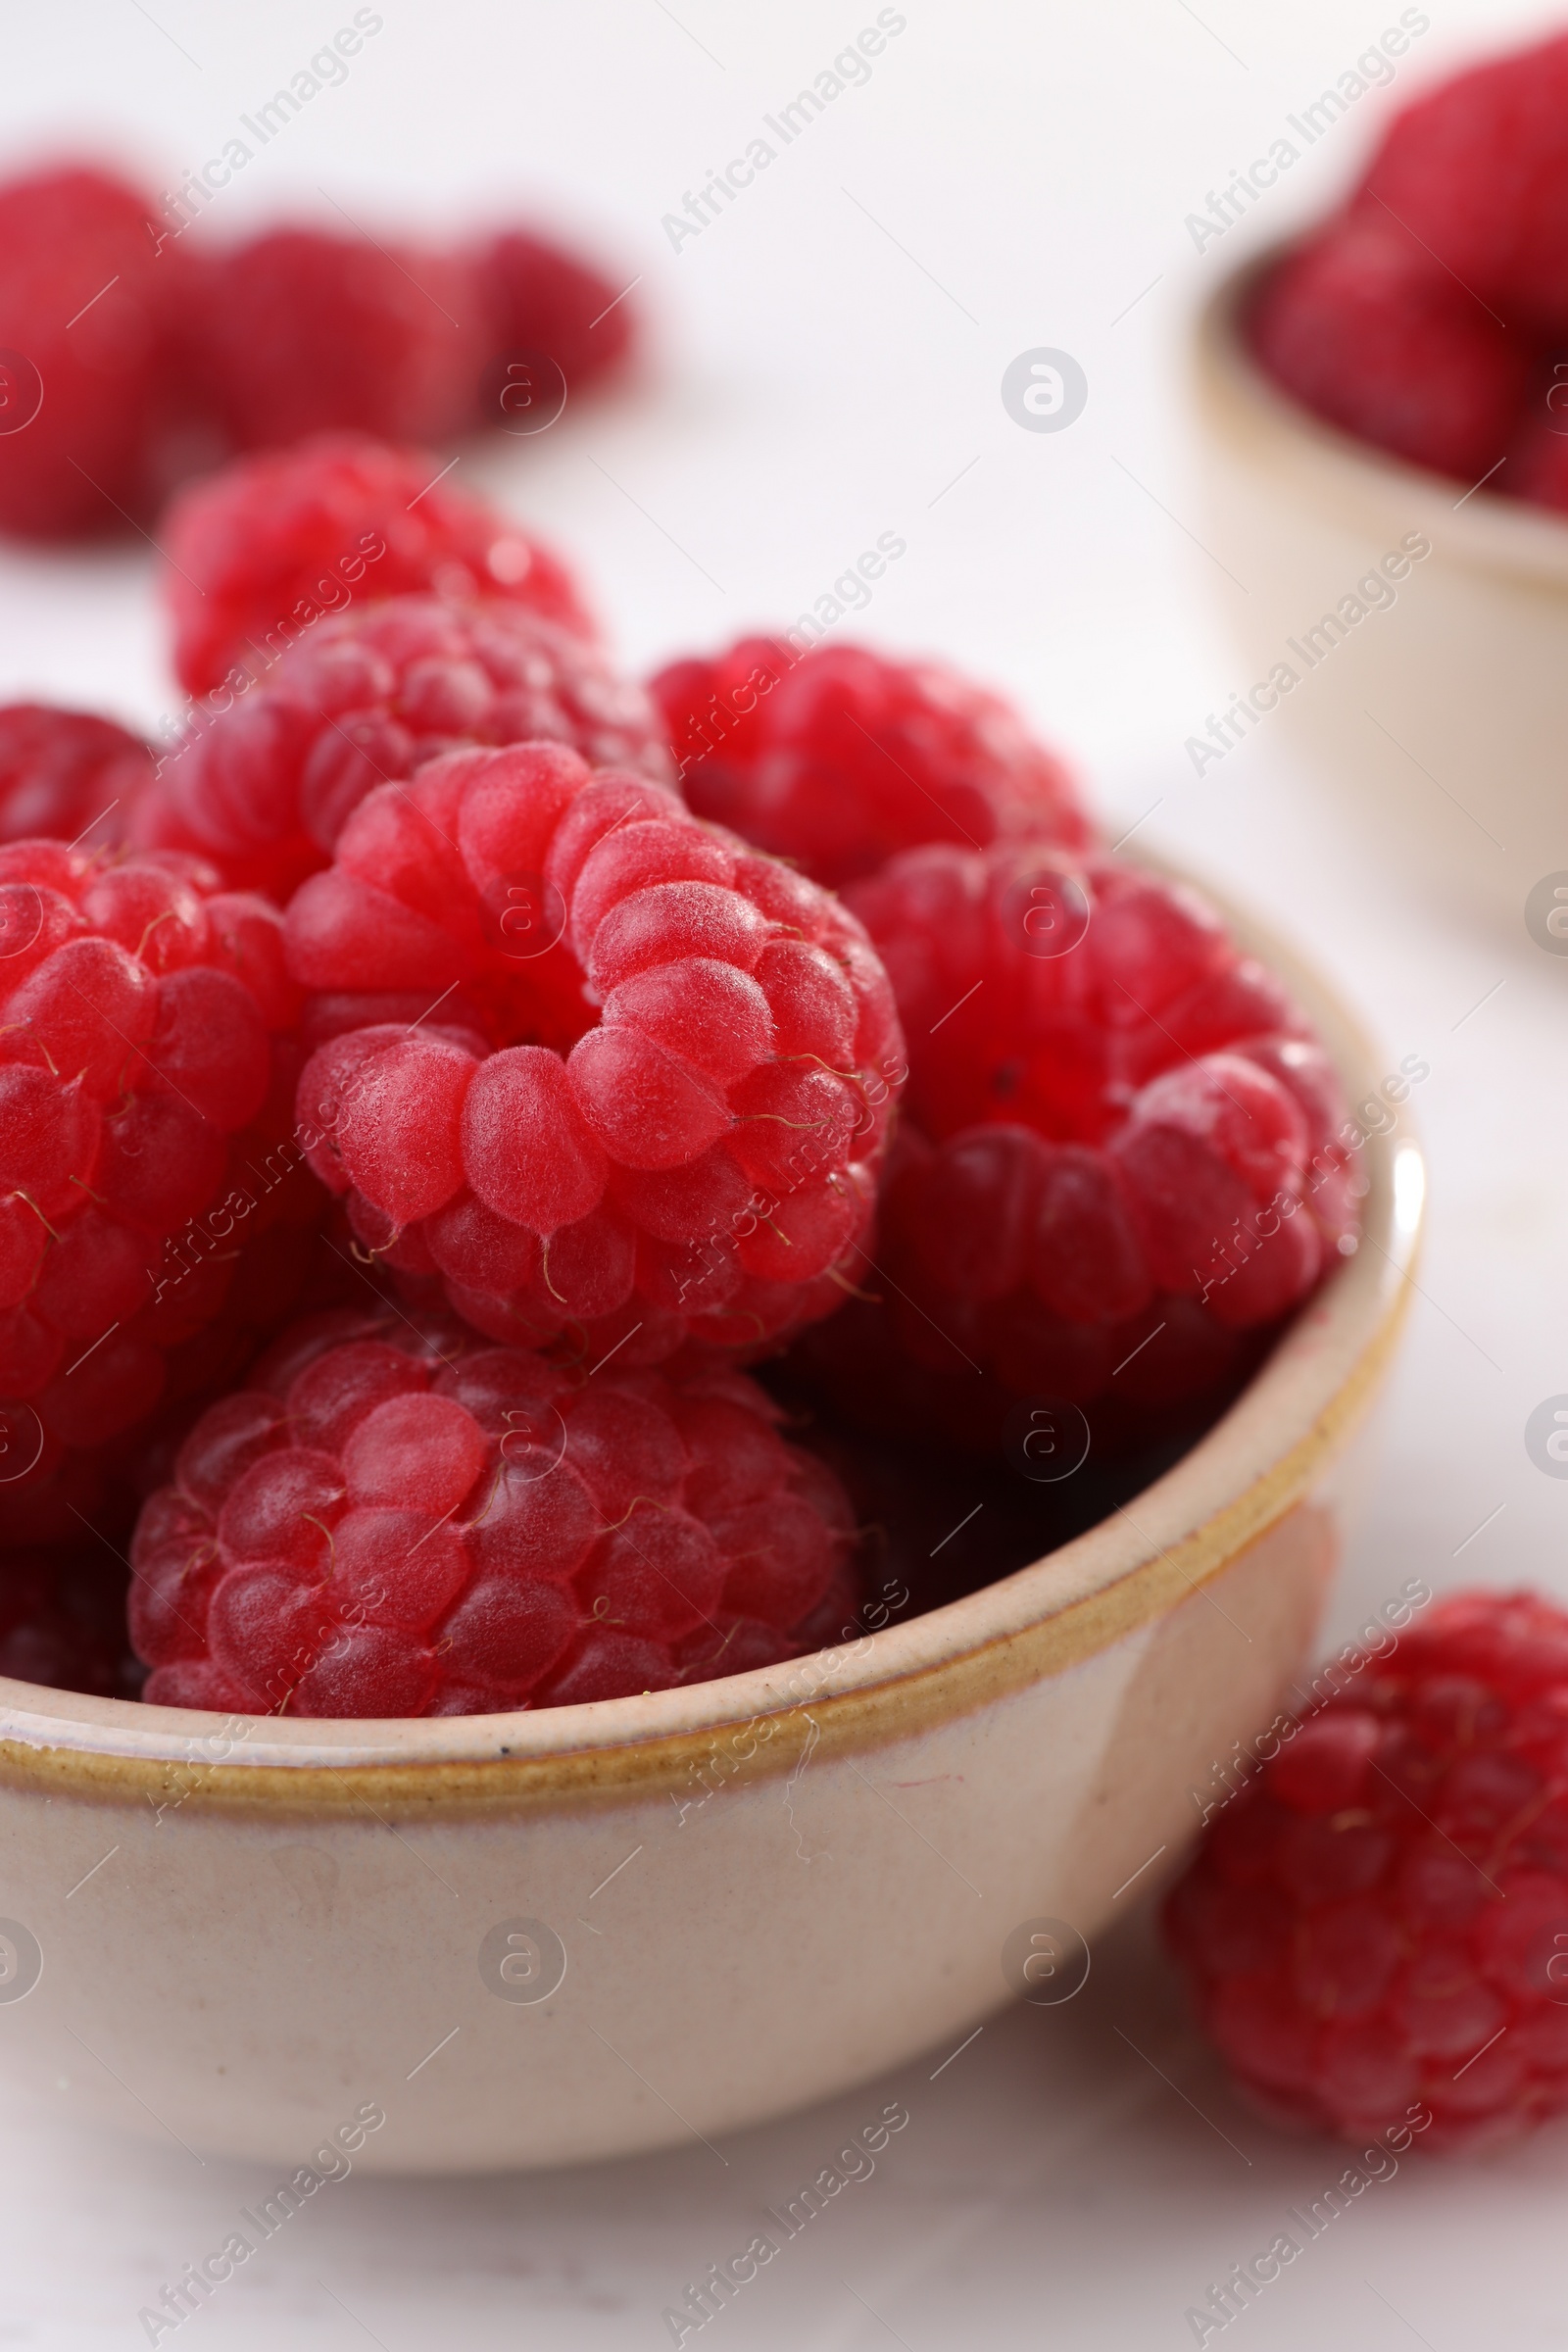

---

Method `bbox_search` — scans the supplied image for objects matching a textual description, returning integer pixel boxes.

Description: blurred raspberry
[793,844,1360,1454]
[132,595,673,901]
[653,636,1092,889]
[190,226,483,454]
[1250,216,1529,483]
[1349,31,1568,335]
[0,704,152,848]
[0,163,192,538]
[284,740,902,1372]
[475,227,636,425]
[1166,1588,1568,2153]
[128,1310,857,1715]
[0,838,319,1483]
[162,435,597,700]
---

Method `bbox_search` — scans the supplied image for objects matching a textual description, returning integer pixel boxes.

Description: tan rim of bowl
[1195,241,1568,592]
[0,858,1422,1813]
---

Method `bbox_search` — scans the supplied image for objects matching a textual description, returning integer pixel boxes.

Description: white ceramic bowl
[1192,247,1568,942]
[0,866,1420,2173]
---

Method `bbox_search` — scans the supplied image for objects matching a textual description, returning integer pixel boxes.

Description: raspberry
[1249,217,1529,483]
[284,741,902,1369]
[1349,33,1568,335]
[0,704,152,848]
[0,164,191,539]
[190,227,482,455]
[0,838,317,1473]
[653,637,1092,889]
[162,436,597,701]
[1165,1590,1568,2153]
[474,228,635,421]
[796,845,1359,1453]
[131,595,674,901]
[128,1312,858,1715]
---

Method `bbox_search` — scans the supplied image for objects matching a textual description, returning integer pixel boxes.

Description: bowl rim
[0,854,1422,1811]
[1194,239,1568,592]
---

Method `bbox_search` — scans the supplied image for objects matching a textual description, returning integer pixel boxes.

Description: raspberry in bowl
[1190,27,1568,937]
[0,848,1421,2171]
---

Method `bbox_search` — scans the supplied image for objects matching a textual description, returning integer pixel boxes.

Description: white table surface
[4,2,1568,2342]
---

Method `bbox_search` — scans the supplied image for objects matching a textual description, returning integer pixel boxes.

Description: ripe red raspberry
[0,163,191,538]
[1249,217,1529,483]
[0,838,315,1477]
[1165,1590,1568,2154]
[162,435,597,701]
[474,228,636,422]
[798,845,1359,1452]
[190,226,482,455]
[0,704,152,848]
[1349,32,1568,335]
[652,637,1092,889]
[131,595,673,901]
[128,1313,858,1715]
[285,741,902,1371]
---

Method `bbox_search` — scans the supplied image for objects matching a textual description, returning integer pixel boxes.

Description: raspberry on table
[0,838,319,1481]
[794,844,1360,1454]
[652,637,1093,889]
[284,740,903,1371]
[474,228,636,424]
[0,704,153,849]
[162,435,598,701]
[131,594,674,902]
[0,163,192,539]
[1165,1589,1568,2153]
[128,1313,858,1715]
[188,226,483,456]
[1248,217,1530,484]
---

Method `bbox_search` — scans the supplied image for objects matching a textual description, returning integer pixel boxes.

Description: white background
[4,1,1568,2343]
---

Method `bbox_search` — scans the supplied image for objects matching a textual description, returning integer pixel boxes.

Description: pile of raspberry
[131,1311,856,1717]
[0,427,1361,1720]
[0,161,635,542]
[1167,1590,1568,2153]
[1250,29,1568,508]
[795,842,1359,1454]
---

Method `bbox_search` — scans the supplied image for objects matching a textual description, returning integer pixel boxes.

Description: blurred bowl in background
[1192,247,1568,948]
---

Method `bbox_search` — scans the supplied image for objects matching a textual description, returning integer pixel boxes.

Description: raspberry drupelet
[0,164,191,539]
[0,839,314,1476]
[162,435,597,701]
[0,704,153,849]
[284,741,904,1370]
[1165,1589,1568,2154]
[128,1312,858,1715]
[131,595,673,903]
[652,636,1092,890]
[799,844,1361,1452]
[189,226,483,456]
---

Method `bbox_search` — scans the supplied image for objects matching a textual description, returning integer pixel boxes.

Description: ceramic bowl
[0,864,1421,2174]
[1192,246,1568,943]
